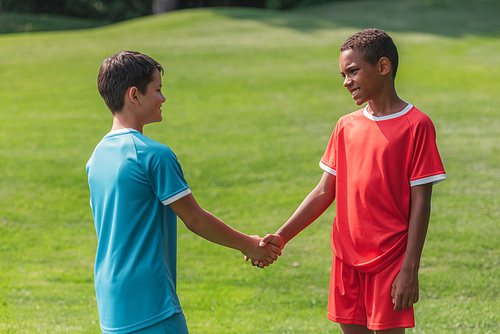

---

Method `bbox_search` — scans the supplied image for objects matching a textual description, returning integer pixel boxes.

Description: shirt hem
[100,307,182,334]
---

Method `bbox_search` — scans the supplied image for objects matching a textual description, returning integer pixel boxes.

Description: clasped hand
[245,234,285,268]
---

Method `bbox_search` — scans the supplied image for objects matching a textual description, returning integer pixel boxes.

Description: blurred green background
[1,0,499,333]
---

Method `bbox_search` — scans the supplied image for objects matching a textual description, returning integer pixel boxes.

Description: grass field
[1,0,499,333]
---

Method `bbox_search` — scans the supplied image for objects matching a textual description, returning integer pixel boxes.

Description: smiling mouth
[350,88,360,96]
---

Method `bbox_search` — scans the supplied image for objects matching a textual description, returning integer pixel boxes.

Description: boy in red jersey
[255,29,446,333]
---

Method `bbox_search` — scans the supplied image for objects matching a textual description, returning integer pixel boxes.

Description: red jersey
[320,104,446,274]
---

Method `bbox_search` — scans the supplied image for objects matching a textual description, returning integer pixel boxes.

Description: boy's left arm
[391,183,433,311]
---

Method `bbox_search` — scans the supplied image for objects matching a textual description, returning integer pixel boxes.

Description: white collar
[106,128,138,136]
[363,103,413,121]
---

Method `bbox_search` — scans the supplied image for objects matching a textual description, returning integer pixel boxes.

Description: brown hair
[97,51,164,113]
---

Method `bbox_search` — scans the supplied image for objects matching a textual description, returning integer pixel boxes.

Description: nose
[343,75,352,87]
[161,93,166,103]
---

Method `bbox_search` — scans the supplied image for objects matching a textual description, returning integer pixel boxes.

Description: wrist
[239,234,256,257]
[401,260,420,275]
[273,230,289,246]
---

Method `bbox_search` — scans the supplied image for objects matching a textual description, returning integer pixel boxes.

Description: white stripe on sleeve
[319,161,337,176]
[162,188,192,206]
[410,174,447,187]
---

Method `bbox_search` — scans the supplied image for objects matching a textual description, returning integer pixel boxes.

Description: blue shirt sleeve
[132,133,191,205]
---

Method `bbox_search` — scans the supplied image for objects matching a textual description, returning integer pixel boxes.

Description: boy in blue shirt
[86,51,280,334]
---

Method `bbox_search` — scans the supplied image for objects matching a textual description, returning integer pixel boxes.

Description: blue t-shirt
[86,129,191,333]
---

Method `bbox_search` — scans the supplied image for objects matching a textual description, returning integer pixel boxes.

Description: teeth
[351,88,360,95]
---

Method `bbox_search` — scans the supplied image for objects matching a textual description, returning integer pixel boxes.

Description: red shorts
[327,254,415,331]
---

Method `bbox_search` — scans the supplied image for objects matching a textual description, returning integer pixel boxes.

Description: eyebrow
[344,64,357,72]
[340,64,357,75]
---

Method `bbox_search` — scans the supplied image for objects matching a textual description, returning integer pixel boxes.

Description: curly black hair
[340,28,399,79]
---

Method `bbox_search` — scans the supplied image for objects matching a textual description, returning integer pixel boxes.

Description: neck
[111,114,143,133]
[366,95,407,117]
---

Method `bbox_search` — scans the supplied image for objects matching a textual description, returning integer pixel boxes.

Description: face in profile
[135,69,166,126]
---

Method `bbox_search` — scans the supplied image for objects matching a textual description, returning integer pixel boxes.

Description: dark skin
[254,177,433,311]
[254,167,433,334]
[251,48,435,333]
[392,183,432,311]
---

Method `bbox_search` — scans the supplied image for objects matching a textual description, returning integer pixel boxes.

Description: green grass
[1,0,499,333]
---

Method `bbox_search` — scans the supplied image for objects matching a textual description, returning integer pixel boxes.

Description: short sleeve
[134,138,191,205]
[320,123,339,176]
[409,116,446,186]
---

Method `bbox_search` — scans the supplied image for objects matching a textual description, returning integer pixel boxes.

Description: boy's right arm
[169,193,281,266]
[258,171,336,253]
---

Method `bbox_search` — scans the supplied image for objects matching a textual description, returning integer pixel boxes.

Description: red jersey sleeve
[408,112,446,186]
[320,123,338,176]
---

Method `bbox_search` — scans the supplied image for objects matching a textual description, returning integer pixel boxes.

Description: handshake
[243,234,285,269]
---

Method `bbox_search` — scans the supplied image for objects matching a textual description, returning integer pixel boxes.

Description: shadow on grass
[219,0,500,38]
[3,0,500,37]
[0,13,107,34]
[2,0,499,37]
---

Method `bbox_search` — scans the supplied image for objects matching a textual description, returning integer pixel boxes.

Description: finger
[270,244,282,256]
[269,251,278,261]
[393,294,402,311]
[401,294,414,310]
[406,296,414,309]
[244,255,249,261]
[400,296,408,310]
[391,285,397,310]
[268,236,284,249]
[254,259,267,268]
[258,234,274,247]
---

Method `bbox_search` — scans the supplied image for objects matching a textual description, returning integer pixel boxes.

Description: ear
[125,86,139,105]
[378,57,392,76]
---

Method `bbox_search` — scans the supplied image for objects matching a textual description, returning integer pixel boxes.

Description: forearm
[184,207,254,255]
[169,194,252,253]
[391,183,433,310]
[171,194,280,266]
[276,172,336,245]
[401,184,433,273]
